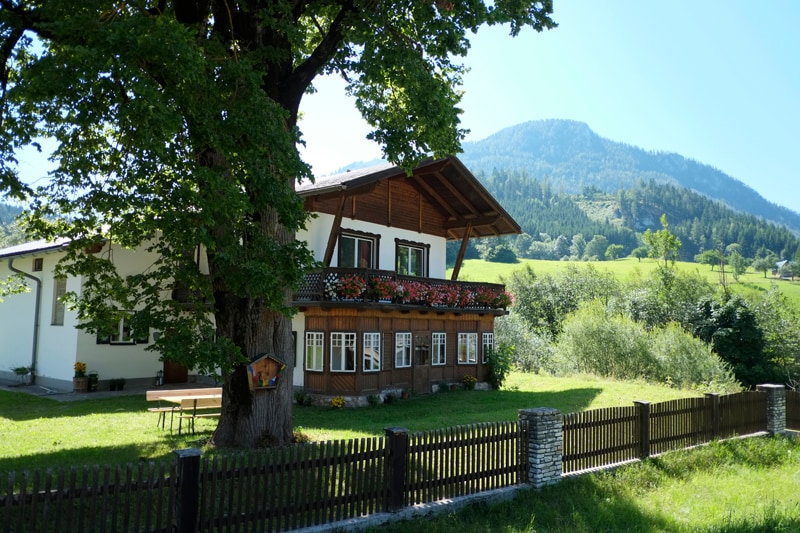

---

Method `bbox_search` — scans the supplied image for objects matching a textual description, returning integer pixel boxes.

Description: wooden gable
[298,156,520,241]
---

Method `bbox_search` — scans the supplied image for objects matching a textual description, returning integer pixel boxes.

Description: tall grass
[373,435,800,532]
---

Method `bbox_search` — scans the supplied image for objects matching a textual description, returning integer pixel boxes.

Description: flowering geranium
[338,274,365,299]
[74,361,87,377]
[372,277,403,300]
[493,291,514,309]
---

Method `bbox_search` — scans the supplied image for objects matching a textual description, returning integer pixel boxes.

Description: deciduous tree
[0,0,556,447]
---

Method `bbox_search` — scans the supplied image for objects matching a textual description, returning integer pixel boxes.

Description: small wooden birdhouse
[247,353,286,390]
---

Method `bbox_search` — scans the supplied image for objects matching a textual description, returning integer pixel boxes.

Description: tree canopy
[0,0,556,447]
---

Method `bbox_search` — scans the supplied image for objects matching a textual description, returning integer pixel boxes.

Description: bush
[495,313,554,373]
[485,342,514,390]
[367,394,381,407]
[462,375,477,390]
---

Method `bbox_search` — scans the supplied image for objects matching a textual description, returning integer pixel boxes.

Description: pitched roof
[0,237,70,260]
[298,156,521,240]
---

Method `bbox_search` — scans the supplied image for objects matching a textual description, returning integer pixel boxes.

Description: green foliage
[505,263,620,338]
[552,302,740,392]
[484,342,514,390]
[689,296,775,388]
[642,214,682,267]
[630,246,649,261]
[604,243,624,261]
[485,244,518,264]
[695,249,722,270]
[494,313,553,373]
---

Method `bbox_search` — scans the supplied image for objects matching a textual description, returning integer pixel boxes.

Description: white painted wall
[297,213,448,278]
[291,312,305,387]
[0,259,37,378]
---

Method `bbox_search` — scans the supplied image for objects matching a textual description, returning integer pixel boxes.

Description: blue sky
[298,1,800,213]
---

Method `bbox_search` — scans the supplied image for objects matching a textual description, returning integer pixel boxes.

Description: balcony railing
[293,268,512,311]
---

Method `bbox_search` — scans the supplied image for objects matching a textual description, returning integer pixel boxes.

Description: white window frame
[305,332,324,372]
[363,332,381,372]
[457,332,478,364]
[110,312,135,344]
[482,332,495,364]
[395,332,412,368]
[330,332,357,372]
[51,276,67,326]
[431,332,446,366]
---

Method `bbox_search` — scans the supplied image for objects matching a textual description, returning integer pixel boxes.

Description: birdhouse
[247,353,286,390]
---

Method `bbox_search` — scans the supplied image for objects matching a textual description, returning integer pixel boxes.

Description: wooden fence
[786,390,800,431]
[1,390,774,532]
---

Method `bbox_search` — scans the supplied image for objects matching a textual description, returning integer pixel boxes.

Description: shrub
[485,342,514,390]
[462,374,477,390]
[495,313,554,373]
[367,394,381,407]
[330,396,345,409]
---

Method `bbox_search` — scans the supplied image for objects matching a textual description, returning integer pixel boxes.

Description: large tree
[0,0,556,447]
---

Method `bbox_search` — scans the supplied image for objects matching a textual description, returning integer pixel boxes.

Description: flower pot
[73,376,89,393]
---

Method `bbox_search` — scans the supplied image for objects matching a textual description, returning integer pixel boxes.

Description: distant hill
[459,120,800,234]
[0,202,24,247]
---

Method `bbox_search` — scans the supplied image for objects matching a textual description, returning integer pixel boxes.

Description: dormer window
[338,230,379,269]
[396,239,429,277]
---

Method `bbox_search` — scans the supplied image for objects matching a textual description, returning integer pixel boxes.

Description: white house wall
[291,312,305,388]
[297,213,448,278]
[0,259,37,379]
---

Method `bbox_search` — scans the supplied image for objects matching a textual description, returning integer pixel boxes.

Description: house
[0,156,519,395]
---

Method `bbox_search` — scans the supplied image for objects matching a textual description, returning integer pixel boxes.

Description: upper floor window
[395,239,429,277]
[305,332,324,372]
[458,332,477,364]
[339,230,379,269]
[51,276,67,326]
[32,258,43,272]
[395,332,412,368]
[330,332,357,372]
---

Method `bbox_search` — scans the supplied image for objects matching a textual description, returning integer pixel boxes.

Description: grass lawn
[0,373,697,473]
[451,257,800,307]
[373,436,800,533]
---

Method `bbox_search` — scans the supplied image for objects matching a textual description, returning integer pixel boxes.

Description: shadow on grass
[293,387,604,436]
[0,389,149,421]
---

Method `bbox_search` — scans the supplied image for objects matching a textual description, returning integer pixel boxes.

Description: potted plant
[10,365,31,385]
[73,361,89,393]
[87,370,99,392]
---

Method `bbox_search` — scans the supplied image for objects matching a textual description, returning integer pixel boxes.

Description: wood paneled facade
[301,306,495,396]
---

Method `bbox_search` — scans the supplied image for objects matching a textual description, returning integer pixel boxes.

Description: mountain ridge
[459,119,800,233]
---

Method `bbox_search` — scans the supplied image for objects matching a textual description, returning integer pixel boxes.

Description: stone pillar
[756,384,786,436]
[519,407,562,489]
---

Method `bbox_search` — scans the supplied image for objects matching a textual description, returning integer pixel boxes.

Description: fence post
[705,393,720,440]
[756,384,786,436]
[384,427,409,512]
[174,448,203,533]
[634,401,650,459]
[518,408,562,489]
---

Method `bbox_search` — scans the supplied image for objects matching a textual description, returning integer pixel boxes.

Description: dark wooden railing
[293,267,511,311]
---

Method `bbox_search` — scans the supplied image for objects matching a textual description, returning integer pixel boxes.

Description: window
[339,231,379,269]
[32,258,43,272]
[432,332,446,366]
[96,313,149,345]
[305,332,324,371]
[457,332,477,364]
[331,332,357,372]
[482,332,495,363]
[395,239,429,277]
[395,332,412,368]
[363,332,381,372]
[51,276,67,326]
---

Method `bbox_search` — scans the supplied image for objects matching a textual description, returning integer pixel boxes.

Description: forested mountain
[0,202,24,247]
[472,168,799,262]
[460,120,800,234]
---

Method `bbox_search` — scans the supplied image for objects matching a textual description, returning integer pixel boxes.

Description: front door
[412,333,431,393]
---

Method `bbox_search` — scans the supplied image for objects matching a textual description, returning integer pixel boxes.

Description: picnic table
[146,387,222,434]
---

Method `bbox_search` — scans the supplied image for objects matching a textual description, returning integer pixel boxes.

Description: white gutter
[7,258,41,384]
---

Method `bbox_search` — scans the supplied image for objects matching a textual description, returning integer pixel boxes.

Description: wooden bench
[176,396,222,435]
[146,387,222,430]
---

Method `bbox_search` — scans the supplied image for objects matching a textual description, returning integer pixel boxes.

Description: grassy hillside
[449,257,800,307]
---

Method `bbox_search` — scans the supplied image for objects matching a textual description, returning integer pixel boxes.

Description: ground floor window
[305,332,324,371]
[330,332,356,372]
[432,332,446,365]
[482,332,494,363]
[395,332,412,368]
[458,332,477,364]
[363,332,381,372]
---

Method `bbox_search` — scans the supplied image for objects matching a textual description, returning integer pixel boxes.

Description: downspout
[8,258,41,385]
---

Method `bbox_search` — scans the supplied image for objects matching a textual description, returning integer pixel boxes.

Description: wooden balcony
[292,268,511,315]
